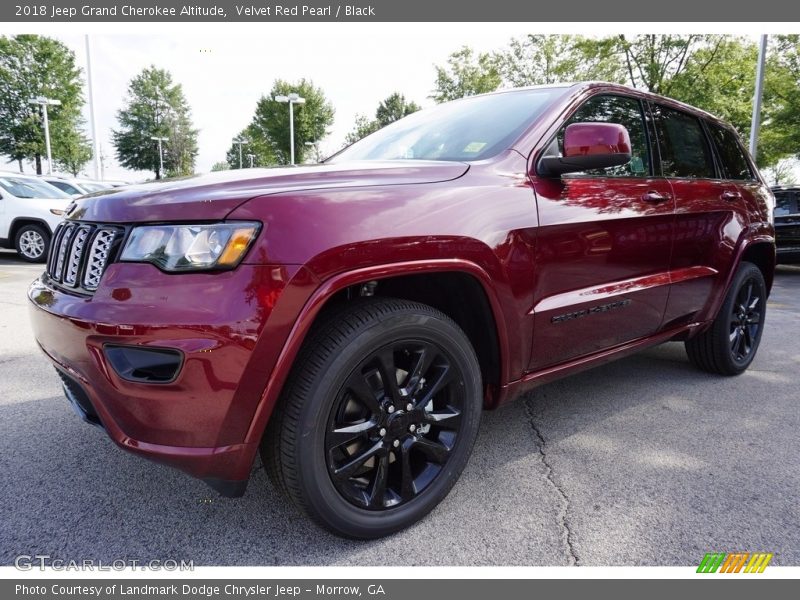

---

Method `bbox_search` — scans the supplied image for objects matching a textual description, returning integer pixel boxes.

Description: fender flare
[698,230,775,328]
[9,217,53,239]
[242,258,510,446]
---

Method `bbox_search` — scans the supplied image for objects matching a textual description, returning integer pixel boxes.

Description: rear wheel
[685,261,766,375]
[15,224,50,263]
[263,298,482,538]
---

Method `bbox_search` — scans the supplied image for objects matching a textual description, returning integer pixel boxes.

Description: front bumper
[28,261,299,493]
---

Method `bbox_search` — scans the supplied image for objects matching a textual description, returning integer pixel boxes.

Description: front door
[529,94,674,371]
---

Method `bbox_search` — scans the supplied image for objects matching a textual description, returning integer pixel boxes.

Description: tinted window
[557,95,650,177]
[331,88,566,163]
[774,191,799,216]
[652,105,715,179]
[708,123,753,180]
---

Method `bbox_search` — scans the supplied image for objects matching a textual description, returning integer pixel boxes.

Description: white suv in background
[0,174,72,262]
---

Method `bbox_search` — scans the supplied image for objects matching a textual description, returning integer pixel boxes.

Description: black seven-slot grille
[47,222,125,293]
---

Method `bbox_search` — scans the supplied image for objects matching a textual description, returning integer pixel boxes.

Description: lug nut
[409,424,417,433]
[379,428,387,437]
[406,403,414,411]
[387,406,395,414]
[393,439,400,448]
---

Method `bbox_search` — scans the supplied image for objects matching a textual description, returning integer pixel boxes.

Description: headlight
[120,222,260,272]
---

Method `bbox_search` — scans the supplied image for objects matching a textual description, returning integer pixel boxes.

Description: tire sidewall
[292,310,482,538]
[15,225,49,263]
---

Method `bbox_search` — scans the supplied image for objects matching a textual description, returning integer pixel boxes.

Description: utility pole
[274,93,306,165]
[233,138,249,169]
[85,35,101,180]
[151,136,168,178]
[28,96,61,174]
[749,35,768,159]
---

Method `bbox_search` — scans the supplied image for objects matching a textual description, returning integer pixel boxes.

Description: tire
[685,261,767,376]
[262,297,482,539]
[14,224,50,263]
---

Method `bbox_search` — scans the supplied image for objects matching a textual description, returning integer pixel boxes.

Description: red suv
[29,83,775,538]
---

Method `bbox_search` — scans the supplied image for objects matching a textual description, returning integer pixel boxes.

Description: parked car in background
[41,176,117,197]
[0,173,71,262]
[772,186,800,263]
[28,83,775,538]
[41,176,90,198]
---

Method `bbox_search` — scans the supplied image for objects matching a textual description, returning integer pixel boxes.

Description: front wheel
[263,298,482,539]
[15,224,50,263]
[685,261,767,375]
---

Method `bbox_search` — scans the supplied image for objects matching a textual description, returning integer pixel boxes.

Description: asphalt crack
[523,395,580,566]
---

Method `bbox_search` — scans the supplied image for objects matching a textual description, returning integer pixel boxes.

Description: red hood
[68,160,469,223]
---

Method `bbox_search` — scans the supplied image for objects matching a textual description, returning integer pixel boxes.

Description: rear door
[529,93,674,370]
[651,104,749,328]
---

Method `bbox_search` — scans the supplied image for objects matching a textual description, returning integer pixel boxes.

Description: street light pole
[150,136,168,178]
[247,153,255,168]
[233,138,249,169]
[85,35,101,180]
[273,93,306,165]
[28,96,62,174]
[749,35,768,159]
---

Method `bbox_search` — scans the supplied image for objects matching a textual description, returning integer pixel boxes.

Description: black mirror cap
[537,151,632,178]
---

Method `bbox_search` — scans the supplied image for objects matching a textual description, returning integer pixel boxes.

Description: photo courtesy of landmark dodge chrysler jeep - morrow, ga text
[28,83,776,538]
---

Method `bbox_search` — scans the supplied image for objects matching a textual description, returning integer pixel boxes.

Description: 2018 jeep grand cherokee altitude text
[29,83,776,538]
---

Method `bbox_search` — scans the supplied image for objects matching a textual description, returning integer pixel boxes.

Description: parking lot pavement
[1,248,798,566]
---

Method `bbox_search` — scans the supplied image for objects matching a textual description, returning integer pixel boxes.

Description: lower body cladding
[27,261,308,497]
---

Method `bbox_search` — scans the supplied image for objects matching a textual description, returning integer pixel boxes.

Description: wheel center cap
[386,411,411,437]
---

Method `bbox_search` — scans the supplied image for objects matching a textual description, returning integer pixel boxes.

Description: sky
[42,25,540,181]
[4,25,794,182]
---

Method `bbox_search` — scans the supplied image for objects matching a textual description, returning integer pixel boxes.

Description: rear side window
[774,191,799,216]
[557,95,650,178]
[707,123,754,180]
[652,105,715,179]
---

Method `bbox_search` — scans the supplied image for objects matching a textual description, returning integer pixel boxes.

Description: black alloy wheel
[325,340,464,510]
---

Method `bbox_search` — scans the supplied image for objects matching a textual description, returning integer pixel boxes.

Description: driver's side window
[557,95,651,178]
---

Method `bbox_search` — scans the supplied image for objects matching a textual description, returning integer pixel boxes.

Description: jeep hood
[68,160,469,223]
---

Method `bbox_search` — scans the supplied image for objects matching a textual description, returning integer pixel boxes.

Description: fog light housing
[104,345,183,384]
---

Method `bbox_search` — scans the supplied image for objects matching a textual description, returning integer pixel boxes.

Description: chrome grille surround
[46,222,124,293]
[63,226,90,285]
[83,228,118,291]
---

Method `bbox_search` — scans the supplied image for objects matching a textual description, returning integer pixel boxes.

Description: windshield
[0,177,70,199]
[331,88,566,163]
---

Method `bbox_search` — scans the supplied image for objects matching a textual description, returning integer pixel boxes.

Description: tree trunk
[34,154,42,175]
[17,158,23,173]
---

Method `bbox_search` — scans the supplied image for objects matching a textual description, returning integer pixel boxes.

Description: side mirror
[538,122,632,177]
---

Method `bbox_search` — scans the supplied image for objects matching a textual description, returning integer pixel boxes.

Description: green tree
[247,79,334,165]
[225,125,277,169]
[210,161,230,172]
[431,46,502,103]
[0,34,90,174]
[54,126,92,176]
[111,66,198,179]
[495,35,625,87]
[764,35,800,164]
[345,92,421,144]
